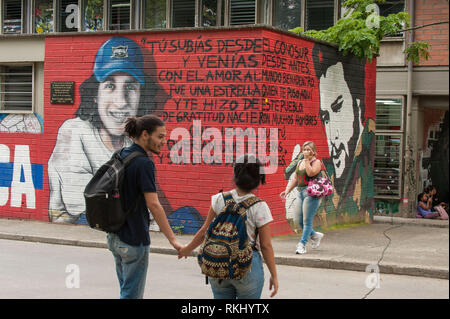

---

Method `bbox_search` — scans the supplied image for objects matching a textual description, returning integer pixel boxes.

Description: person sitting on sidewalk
[425,185,449,220]
[417,192,440,219]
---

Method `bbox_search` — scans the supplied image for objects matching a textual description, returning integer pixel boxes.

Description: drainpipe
[404,0,415,217]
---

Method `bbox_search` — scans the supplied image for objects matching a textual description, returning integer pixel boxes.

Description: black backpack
[84,149,146,232]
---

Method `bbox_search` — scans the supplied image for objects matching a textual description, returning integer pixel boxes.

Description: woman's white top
[211,189,273,251]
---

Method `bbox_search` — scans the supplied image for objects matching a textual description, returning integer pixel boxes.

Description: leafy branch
[289,0,440,63]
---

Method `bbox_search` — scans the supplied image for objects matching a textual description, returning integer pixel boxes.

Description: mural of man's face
[319,62,360,179]
[96,72,141,136]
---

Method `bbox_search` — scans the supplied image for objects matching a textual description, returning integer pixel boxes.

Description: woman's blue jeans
[107,233,150,299]
[298,187,322,245]
[209,251,264,299]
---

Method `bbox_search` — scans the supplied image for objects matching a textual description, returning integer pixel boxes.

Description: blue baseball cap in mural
[93,37,145,85]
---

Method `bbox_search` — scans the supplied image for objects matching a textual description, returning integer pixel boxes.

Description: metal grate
[34,0,54,33]
[374,134,402,197]
[0,66,33,112]
[305,0,334,31]
[229,0,255,26]
[273,0,302,31]
[144,0,167,28]
[201,0,218,27]
[109,0,131,30]
[2,0,22,34]
[59,0,79,32]
[84,0,104,31]
[172,0,195,27]
[375,98,403,131]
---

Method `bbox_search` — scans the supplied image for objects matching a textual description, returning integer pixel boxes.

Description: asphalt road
[0,239,448,299]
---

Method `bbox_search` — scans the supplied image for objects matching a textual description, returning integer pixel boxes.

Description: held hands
[178,245,192,259]
[172,241,191,259]
[171,240,184,253]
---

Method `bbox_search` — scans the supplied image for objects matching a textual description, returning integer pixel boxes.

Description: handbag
[307,160,334,198]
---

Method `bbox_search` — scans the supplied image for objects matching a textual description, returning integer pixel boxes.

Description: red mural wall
[0,27,376,236]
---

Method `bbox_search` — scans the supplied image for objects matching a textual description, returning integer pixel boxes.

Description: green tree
[289,0,439,63]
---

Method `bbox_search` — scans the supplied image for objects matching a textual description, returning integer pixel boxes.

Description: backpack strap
[118,150,148,166]
[238,196,262,210]
[222,191,235,206]
[237,196,263,250]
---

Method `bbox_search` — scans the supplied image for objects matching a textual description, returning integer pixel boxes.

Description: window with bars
[35,0,54,33]
[172,0,196,27]
[201,0,218,27]
[59,0,79,32]
[143,0,166,28]
[379,0,405,36]
[305,0,334,31]
[378,0,405,17]
[0,65,33,112]
[2,0,23,34]
[229,0,255,25]
[374,98,404,198]
[109,0,131,30]
[273,0,302,31]
[84,0,104,31]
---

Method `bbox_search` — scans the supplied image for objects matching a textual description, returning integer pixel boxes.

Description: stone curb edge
[373,216,449,228]
[1,233,448,281]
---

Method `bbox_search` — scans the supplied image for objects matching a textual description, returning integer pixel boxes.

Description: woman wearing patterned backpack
[178,154,278,299]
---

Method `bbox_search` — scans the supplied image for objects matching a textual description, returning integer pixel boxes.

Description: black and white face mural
[284,43,376,228]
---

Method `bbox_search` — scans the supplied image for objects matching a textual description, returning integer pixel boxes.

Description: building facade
[0,0,447,234]
[375,0,449,217]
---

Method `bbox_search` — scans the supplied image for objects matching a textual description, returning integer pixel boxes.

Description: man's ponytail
[124,117,139,138]
[124,115,165,138]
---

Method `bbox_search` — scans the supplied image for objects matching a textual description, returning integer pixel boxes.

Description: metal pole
[404,0,415,217]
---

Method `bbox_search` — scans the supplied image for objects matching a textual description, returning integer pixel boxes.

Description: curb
[373,216,449,228]
[1,233,448,280]
[0,233,107,249]
[273,255,448,280]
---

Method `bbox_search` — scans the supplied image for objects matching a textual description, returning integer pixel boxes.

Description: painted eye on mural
[319,109,330,125]
[103,82,115,90]
[331,95,344,113]
[125,83,139,91]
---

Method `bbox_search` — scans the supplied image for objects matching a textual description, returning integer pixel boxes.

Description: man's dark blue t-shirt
[117,143,156,246]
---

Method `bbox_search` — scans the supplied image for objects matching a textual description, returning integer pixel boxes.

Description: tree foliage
[290,0,431,63]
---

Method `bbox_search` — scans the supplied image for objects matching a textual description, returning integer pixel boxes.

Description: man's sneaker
[295,242,307,254]
[149,218,160,232]
[310,232,324,249]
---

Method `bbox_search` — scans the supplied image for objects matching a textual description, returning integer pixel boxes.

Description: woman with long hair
[280,141,324,254]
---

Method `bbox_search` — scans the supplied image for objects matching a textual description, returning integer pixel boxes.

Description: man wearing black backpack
[106,114,183,299]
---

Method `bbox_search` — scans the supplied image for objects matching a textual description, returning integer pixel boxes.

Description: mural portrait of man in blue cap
[47,36,169,224]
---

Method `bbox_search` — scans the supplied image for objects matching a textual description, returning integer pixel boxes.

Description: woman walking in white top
[178,154,279,299]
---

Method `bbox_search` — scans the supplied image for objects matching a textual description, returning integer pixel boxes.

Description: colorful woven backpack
[197,192,262,282]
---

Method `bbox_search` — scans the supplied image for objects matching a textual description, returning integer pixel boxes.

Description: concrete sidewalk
[0,216,448,280]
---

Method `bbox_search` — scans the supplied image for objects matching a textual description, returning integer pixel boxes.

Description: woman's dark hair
[233,154,266,192]
[418,192,426,203]
[124,115,165,138]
